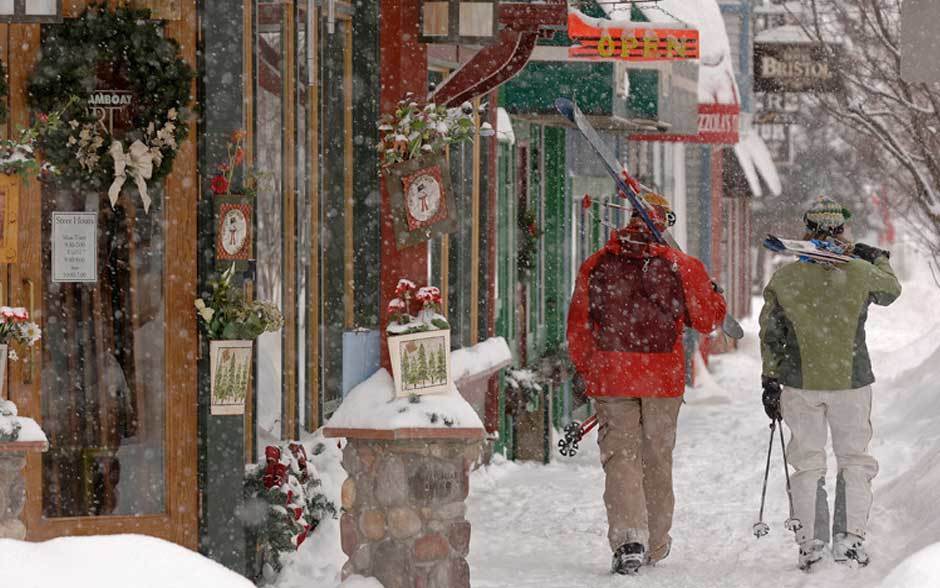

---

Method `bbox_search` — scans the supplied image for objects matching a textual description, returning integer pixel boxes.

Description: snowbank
[326,369,484,431]
[0,534,253,588]
[274,430,347,588]
[880,542,940,588]
[14,416,47,443]
[450,336,512,382]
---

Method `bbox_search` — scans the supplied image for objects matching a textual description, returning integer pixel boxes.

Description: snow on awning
[733,132,782,198]
[601,0,739,106]
[496,107,516,145]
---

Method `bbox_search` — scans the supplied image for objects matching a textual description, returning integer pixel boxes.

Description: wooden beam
[379,0,428,369]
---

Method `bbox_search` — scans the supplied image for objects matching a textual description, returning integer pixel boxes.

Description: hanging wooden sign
[0,174,19,264]
[754,42,841,93]
[213,193,254,271]
[567,10,699,62]
[385,154,457,249]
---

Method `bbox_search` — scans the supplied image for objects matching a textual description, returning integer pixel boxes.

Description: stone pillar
[0,446,35,539]
[334,432,482,588]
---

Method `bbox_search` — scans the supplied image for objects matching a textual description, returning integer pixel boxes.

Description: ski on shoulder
[554,97,744,341]
[763,235,854,265]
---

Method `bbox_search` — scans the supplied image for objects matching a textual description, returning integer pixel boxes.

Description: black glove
[761,376,782,421]
[853,242,890,264]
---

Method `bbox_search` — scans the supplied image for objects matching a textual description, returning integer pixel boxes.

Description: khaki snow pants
[781,385,878,546]
[595,395,682,561]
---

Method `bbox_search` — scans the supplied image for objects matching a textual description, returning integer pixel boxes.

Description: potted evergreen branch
[195,265,283,415]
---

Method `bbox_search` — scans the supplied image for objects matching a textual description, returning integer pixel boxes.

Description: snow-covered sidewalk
[467,261,940,587]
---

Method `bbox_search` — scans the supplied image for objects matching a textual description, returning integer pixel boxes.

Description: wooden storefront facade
[0,0,536,575]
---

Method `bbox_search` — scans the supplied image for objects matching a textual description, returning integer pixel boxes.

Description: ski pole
[753,420,775,538]
[557,414,598,457]
[778,418,803,533]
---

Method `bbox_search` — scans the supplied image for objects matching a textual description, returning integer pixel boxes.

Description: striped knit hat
[804,196,851,235]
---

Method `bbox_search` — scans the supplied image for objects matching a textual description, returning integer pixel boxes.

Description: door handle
[23,278,35,385]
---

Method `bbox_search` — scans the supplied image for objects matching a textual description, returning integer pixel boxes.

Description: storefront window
[41,189,165,517]
[255,1,286,452]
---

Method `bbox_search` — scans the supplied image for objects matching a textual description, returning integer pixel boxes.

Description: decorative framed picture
[215,197,253,264]
[0,174,20,264]
[385,154,457,249]
[209,339,253,416]
[388,329,452,398]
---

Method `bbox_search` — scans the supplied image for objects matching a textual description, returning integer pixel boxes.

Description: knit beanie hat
[804,196,851,235]
[628,192,676,233]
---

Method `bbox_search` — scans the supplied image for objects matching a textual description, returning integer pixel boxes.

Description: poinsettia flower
[416,286,440,305]
[387,298,406,314]
[210,174,229,195]
[395,279,416,297]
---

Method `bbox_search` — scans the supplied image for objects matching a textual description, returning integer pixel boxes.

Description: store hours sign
[52,212,98,283]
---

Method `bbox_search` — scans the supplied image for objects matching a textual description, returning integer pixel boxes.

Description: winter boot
[833,533,870,567]
[798,539,826,571]
[646,537,672,566]
[611,542,645,575]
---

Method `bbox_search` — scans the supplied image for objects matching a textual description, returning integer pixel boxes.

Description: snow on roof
[753,1,803,15]
[600,0,739,106]
[0,534,254,587]
[755,24,814,44]
[325,369,484,431]
[496,107,516,145]
[733,132,782,198]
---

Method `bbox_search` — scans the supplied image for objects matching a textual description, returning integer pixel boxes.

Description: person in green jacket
[759,196,901,571]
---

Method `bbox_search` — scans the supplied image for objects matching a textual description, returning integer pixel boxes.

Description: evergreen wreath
[27,4,193,207]
[0,57,8,125]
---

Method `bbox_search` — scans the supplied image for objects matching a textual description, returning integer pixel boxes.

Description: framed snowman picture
[385,154,457,249]
[215,199,254,264]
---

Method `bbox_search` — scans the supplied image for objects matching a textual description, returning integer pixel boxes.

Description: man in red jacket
[567,193,727,575]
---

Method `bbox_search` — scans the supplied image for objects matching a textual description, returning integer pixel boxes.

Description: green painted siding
[501,62,615,117]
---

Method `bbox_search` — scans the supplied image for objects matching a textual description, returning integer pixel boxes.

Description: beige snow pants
[781,385,879,546]
[596,396,682,561]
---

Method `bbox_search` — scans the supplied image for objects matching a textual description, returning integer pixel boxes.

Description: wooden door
[1,2,198,548]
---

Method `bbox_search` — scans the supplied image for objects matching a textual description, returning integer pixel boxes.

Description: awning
[733,132,782,197]
[429,2,567,107]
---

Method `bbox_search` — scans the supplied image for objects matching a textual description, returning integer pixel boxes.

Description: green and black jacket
[759,256,901,390]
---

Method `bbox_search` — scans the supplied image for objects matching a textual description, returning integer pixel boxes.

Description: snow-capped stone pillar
[0,439,46,539]
[331,432,482,588]
[324,369,486,588]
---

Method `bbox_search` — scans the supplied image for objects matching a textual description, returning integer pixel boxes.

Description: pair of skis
[553,98,742,458]
[762,235,854,265]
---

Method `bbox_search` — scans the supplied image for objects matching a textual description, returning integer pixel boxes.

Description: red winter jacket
[566,231,727,398]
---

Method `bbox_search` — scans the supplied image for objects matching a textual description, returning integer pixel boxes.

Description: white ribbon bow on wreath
[109,140,162,213]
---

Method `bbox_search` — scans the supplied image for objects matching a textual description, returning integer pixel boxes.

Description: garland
[27,4,193,211]
[0,57,7,125]
[517,207,542,279]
